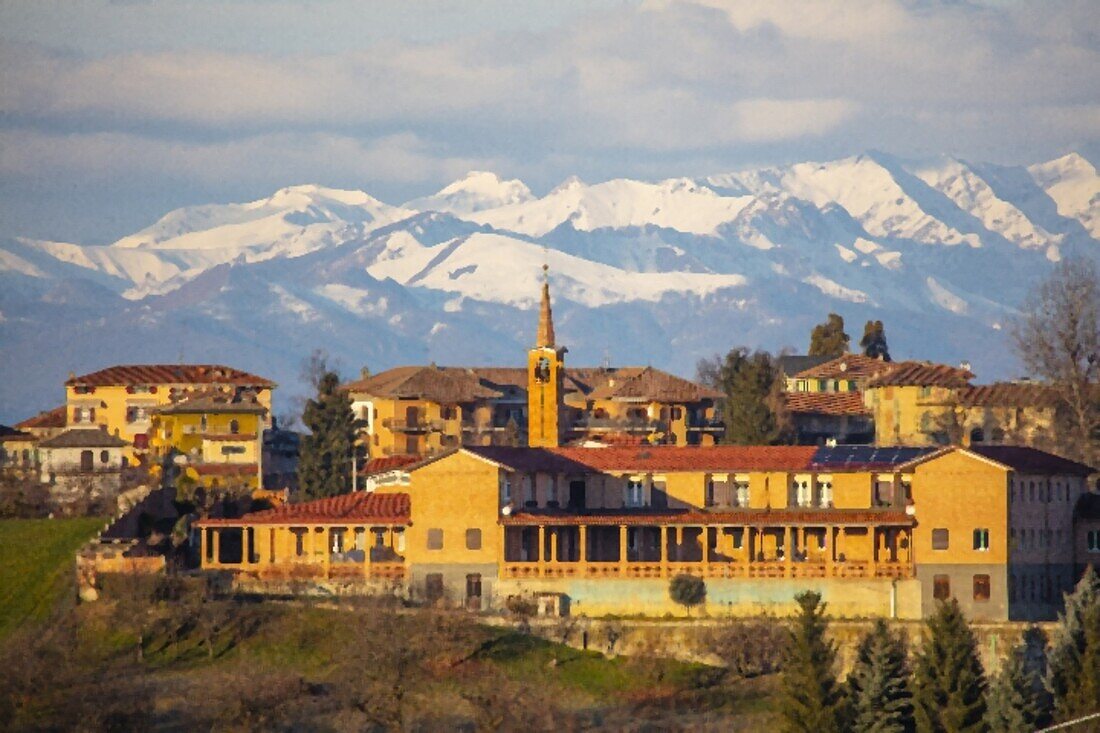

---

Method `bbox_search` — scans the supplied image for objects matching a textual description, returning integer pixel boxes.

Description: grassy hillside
[0,517,105,639]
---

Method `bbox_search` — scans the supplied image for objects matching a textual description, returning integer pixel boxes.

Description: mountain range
[1,151,1097,423]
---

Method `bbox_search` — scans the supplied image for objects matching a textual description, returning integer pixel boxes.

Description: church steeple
[536,264,555,349]
[527,264,565,448]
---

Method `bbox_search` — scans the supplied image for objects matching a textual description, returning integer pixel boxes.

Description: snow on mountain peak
[1028,152,1100,239]
[406,171,534,215]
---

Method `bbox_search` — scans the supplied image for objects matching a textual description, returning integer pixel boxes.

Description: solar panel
[810,445,936,468]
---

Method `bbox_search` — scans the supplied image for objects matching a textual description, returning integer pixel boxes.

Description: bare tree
[1013,257,1100,464]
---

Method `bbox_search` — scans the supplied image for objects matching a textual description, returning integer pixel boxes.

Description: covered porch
[500,510,914,581]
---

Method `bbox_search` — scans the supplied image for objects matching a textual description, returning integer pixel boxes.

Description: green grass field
[0,517,106,639]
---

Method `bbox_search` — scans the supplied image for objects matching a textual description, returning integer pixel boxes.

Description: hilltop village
[1,277,1097,624]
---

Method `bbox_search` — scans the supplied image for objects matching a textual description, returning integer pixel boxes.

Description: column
[538,525,546,577]
[825,526,835,576]
[200,527,208,567]
[784,526,793,577]
[212,529,221,567]
[869,527,878,576]
[660,526,669,577]
[499,523,507,567]
[579,525,588,572]
[746,527,754,564]
[837,527,846,564]
[323,528,332,579]
[619,524,628,575]
[702,526,711,567]
[550,528,559,565]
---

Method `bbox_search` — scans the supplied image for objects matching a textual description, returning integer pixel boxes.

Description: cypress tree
[779,591,844,733]
[809,313,850,358]
[297,371,360,500]
[860,320,892,361]
[1048,565,1100,718]
[847,619,914,732]
[912,599,987,733]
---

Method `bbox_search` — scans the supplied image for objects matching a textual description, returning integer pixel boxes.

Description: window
[294,529,306,557]
[80,450,94,471]
[425,574,444,603]
[534,356,551,383]
[670,407,683,420]
[707,476,728,507]
[1089,530,1100,553]
[465,528,482,550]
[735,479,750,507]
[874,478,894,507]
[973,574,991,602]
[933,575,951,600]
[794,478,811,507]
[229,419,239,434]
[819,479,833,507]
[201,414,208,432]
[973,529,990,551]
[932,528,949,550]
[427,528,444,550]
[522,476,534,505]
[221,445,246,455]
[99,450,109,464]
[440,406,457,420]
[626,479,645,508]
[500,474,512,503]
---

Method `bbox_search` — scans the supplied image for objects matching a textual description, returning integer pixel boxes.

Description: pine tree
[912,599,987,733]
[847,619,914,732]
[1049,566,1100,720]
[809,313,850,358]
[1058,603,1100,719]
[860,320,892,361]
[779,591,844,733]
[984,629,1050,733]
[703,348,788,445]
[297,371,360,500]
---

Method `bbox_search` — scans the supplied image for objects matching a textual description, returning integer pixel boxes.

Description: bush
[669,573,706,616]
[706,619,786,677]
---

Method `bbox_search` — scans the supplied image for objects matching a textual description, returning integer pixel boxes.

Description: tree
[809,313,850,358]
[912,599,987,733]
[861,320,892,361]
[984,628,1050,733]
[668,573,706,616]
[1056,603,1100,721]
[779,591,845,733]
[297,371,360,500]
[847,619,914,732]
[1048,565,1100,720]
[698,348,789,445]
[1012,256,1100,465]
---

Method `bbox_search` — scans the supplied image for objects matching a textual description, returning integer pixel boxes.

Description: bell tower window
[535,356,551,384]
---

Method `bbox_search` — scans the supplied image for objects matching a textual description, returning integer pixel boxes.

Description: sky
[0,0,1097,244]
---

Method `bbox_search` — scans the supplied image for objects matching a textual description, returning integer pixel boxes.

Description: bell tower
[527,265,566,448]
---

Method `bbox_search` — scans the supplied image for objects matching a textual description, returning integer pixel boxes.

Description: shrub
[669,573,706,616]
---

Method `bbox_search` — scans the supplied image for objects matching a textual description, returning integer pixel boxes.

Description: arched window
[100,450,109,464]
[229,419,240,434]
[969,427,984,444]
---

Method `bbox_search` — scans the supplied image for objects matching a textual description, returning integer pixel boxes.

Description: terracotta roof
[458,445,819,473]
[955,383,1060,408]
[345,365,719,404]
[863,361,973,388]
[39,428,129,449]
[785,391,870,416]
[197,491,411,526]
[67,364,274,388]
[16,406,67,430]
[156,388,268,415]
[191,463,259,476]
[969,446,1094,476]
[792,353,890,380]
[360,455,421,476]
[502,508,914,527]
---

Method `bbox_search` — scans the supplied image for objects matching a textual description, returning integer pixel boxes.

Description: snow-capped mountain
[1,152,1097,423]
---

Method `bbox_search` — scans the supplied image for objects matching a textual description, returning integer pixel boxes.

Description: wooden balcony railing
[500,559,911,581]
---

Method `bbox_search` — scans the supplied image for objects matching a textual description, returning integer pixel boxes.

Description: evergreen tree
[860,320,892,361]
[984,629,1050,733]
[699,348,788,445]
[809,313,850,358]
[1048,566,1100,720]
[297,371,361,500]
[912,600,987,733]
[847,619,914,732]
[1058,603,1100,720]
[779,591,844,733]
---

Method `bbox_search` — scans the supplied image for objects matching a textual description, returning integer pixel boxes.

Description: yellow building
[197,443,1094,621]
[64,364,275,464]
[344,278,722,457]
[151,388,268,491]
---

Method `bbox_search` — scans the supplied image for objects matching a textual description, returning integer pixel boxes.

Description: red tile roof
[460,445,819,473]
[16,405,67,429]
[502,508,914,527]
[67,364,274,388]
[197,491,411,526]
[792,353,891,380]
[784,391,870,416]
[864,362,973,388]
[360,455,421,476]
[955,383,1060,408]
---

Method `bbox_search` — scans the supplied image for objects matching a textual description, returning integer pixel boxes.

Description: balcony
[686,419,725,433]
[382,417,431,434]
[500,558,911,581]
[572,417,666,434]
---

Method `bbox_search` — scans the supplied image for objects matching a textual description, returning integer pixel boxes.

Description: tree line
[779,567,1100,733]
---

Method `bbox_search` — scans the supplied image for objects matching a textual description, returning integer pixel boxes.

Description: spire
[536,263,555,348]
